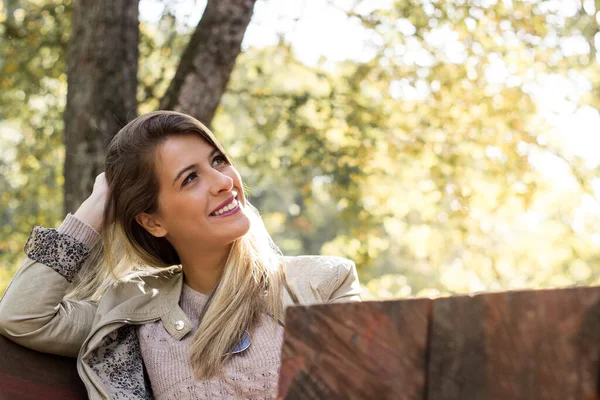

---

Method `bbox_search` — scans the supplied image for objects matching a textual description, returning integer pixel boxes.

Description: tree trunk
[63,0,139,214]
[160,0,257,126]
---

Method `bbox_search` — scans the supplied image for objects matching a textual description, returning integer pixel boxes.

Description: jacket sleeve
[0,214,100,358]
[329,258,362,302]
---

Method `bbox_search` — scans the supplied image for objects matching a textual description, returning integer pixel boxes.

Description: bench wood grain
[0,335,87,400]
[278,286,600,400]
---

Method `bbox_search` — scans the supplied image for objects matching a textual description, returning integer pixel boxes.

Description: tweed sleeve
[0,215,99,357]
[23,214,101,283]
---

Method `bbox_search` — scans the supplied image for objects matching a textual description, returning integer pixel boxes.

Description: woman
[0,111,361,400]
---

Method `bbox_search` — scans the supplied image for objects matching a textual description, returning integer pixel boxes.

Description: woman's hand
[73,172,110,233]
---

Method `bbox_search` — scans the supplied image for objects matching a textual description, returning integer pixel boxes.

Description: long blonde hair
[66,110,284,378]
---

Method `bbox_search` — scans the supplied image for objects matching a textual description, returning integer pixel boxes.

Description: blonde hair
[66,111,284,378]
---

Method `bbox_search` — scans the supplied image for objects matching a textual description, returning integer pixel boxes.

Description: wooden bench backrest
[0,336,87,400]
[278,285,600,399]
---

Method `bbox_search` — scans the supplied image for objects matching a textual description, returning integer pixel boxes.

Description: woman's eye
[213,155,227,166]
[182,171,197,186]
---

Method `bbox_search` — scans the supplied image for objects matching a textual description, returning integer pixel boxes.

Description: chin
[229,217,252,241]
[238,219,252,237]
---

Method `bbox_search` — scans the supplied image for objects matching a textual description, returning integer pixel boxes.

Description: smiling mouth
[209,194,240,216]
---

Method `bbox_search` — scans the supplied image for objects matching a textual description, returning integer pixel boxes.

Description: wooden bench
[0,335,86,400]
[2,285,599,399]
[278,285,600,399]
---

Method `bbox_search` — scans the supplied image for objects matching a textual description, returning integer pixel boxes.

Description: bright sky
[139,0,389,64]
[139,0,600,194]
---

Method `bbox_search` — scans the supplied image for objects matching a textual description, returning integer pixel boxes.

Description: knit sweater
[57,214,284,399]
[137,285,284,400]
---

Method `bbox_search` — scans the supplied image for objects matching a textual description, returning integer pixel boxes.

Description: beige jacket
[0,219,361,399]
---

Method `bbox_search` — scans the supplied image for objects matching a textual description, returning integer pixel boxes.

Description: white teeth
[213,198,238,215]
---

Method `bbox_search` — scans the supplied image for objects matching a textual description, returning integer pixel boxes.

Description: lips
[210,190,238,215]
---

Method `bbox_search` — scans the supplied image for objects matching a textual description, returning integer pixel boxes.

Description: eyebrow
[172,148,221,187]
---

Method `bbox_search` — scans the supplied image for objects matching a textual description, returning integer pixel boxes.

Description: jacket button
[175,320,185,331]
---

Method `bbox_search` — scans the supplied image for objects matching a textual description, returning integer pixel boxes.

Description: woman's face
[137,134,250,251]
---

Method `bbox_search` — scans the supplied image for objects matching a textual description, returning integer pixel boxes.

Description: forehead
[155,134,215,171]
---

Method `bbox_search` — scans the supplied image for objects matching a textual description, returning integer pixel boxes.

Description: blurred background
[1,0,599,299]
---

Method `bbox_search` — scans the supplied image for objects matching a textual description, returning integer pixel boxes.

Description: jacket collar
[100,267,295,340]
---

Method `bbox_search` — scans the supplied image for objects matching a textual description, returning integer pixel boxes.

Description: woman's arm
[0,173,109,358]
[0,215,100,357]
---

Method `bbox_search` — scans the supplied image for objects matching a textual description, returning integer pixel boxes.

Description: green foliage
[216,0,600,297]
[138,10,191,113]
[0,0,69,294]
[1,0,599,299]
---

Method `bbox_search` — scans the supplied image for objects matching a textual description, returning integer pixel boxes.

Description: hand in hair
[74,172,110,233]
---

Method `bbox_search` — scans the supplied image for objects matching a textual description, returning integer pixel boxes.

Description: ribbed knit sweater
[137,286,284,400]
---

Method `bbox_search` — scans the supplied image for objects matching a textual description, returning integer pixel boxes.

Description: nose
[209,169,234,197]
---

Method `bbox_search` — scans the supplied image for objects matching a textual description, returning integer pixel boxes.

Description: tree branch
[159,0,257,126]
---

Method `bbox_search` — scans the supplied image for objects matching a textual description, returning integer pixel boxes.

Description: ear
[135,212,168,238]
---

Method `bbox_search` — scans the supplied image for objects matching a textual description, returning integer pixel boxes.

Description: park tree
[63,0,257,212]
[1,0,599,299]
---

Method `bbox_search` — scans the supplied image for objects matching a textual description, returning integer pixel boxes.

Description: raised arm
[0,173,109,357]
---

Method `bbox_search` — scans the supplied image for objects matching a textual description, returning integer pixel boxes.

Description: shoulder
[99,267,182,308]
[280,255,356,301]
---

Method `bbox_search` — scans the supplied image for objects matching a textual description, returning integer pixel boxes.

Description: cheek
[158,188,206,222]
